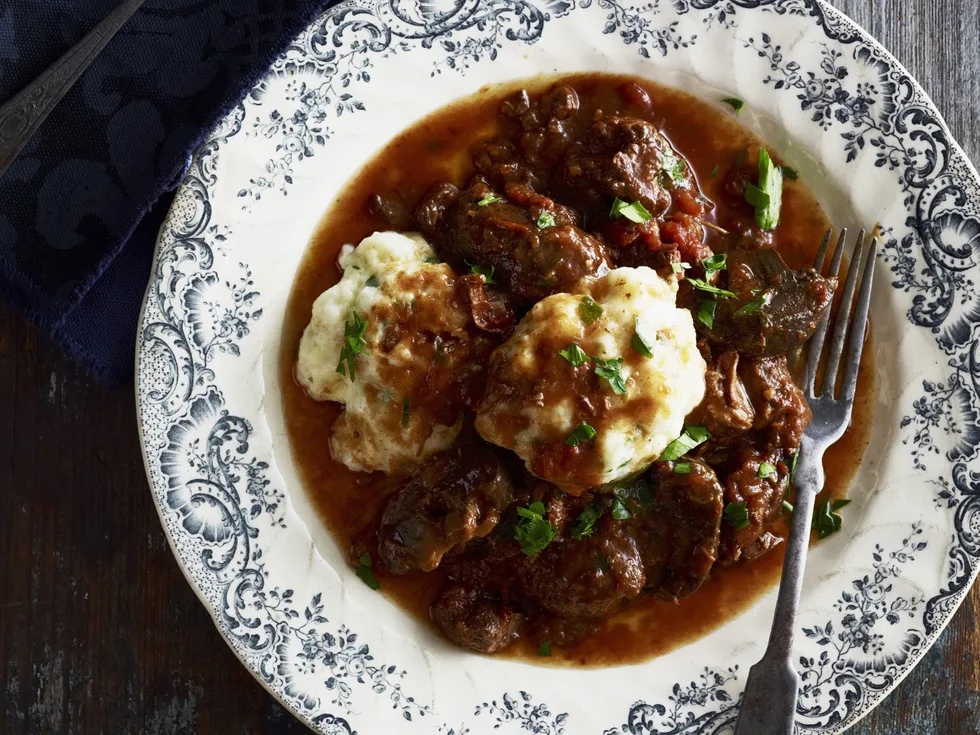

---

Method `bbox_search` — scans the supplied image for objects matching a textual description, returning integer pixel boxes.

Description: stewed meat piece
[415,180,612,303]
[377,441,514,574]
[695,246,836,356]
[629,460,724,602]
[522,518,646,619]
[719,445,790,564]
[741,356,812,449]
[430,584,523,653]
[693,350,756,440]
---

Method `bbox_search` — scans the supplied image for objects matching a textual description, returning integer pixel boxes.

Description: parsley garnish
[813,497,851,539]
[661,152,686,182]
[782,165,799,180]
[593,357,628,395]
[611,497,632,520]
[758,462,776,479]
[515,501,555,555]
[423,255,441,264]
[610,198,652,223]
[565,423,597,447]
[560,344,590,366]
[537,211,556,229]
[337,312,368,381]
[722,97,745,114]
[632,315,655,358]
[578,296,604,325]
[687,278,736,298]
[659,425,710,461]
[570,503,604,540]
[538,640,552,657]
[674,462,692,474]
[710,163,720,178]
[746,149,783,231]
[789,450,800,477]
[782,500,794,515]
[724,501,750,530]
[701,253,727,273]
[356,553,381,590]
[698,299,717,328]
[535,278,556,287]
[467,261,495,284]
[365,274,380,288]
[736,290,773,316]
[401,397,411,428]
[671,261,691,274]
[477,193,503,207]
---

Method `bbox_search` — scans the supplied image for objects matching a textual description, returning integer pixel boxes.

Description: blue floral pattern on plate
[136,1,980,732]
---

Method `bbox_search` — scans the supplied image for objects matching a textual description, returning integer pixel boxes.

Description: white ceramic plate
[136,1,980,732]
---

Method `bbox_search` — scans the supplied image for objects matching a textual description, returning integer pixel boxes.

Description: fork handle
[0,0,145,178]
[734,436,825,735]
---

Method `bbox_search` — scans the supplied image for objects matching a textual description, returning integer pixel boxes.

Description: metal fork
[733,228,877,735]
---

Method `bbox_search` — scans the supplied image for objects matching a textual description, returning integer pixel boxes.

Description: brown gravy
[280,73,874,666]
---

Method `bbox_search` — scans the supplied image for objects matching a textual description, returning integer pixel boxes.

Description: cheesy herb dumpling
[475,267,706,492]
[296,231,496,474]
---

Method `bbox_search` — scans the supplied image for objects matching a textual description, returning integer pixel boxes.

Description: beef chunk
[693,351,756,440]
[696,247,836,356]
[378,442,514,574]
[740,356,812,449]
[719,445,789,564]
[560,116,686,215]
[630,460,724,602]
[522,518,645,619]
[418,180,611,303]
[431,584,522,653]
[454,274,518,335]
[414,182,460,236]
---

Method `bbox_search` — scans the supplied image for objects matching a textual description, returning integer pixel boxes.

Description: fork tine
[805,229,847,394]
[821,229,866,397]
[841,237,877,403]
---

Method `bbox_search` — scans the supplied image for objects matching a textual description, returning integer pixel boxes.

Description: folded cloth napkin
[0,0,331,386]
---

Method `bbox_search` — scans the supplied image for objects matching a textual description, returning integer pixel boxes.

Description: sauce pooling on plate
[281,73,873,666]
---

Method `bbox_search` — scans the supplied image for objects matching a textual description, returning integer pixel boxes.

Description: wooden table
[2,1,978,732]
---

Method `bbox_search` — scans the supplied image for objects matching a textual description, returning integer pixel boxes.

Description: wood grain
[1,1,977,732]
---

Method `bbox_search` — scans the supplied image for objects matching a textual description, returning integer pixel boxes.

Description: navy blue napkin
[0,0,331,386]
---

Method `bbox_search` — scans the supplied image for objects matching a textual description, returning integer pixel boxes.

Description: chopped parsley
[336,312,368,381]
[570,503,604,540]
[724,501,750,530]
[477,193,503,207]
[356,553,381,590]
[671,261,692,274]
[610,197,653,223]
[758,462,776,479]
[611,497,632,520]
[782,500,794,515]
[661,151,686,182]
[559,344,590,366]
[578,296,604,325]
[698,299,717,328]
[514,501,555,555]
[565,423,597,447]
[467,260,495,284]
[593,357,628,395]
[701,253,727,273]
[747,149,783,231]
[674,462,692,474]
[813,497,851,539]
[687,278,736,299]
[537,210,556,229]
[710,163,720,178]
[535,278,557,288]
[614,481,653,514]
[632,316,655,358]
[722,97,745,114]
[538,640,552,657]
[782,165,799,180]
[789,450,800,478]
[423,255,441,264]
[659,425,710,461]
[736,290,773,316]
[401,397,411,428]
[365,274,380,288]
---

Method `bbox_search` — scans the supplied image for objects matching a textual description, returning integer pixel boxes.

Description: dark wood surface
[2,1,979,732]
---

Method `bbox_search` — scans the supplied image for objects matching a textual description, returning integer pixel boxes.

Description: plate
[135,1,980,732]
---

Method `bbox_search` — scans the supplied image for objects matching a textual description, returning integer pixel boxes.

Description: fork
[733,228,877,735]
